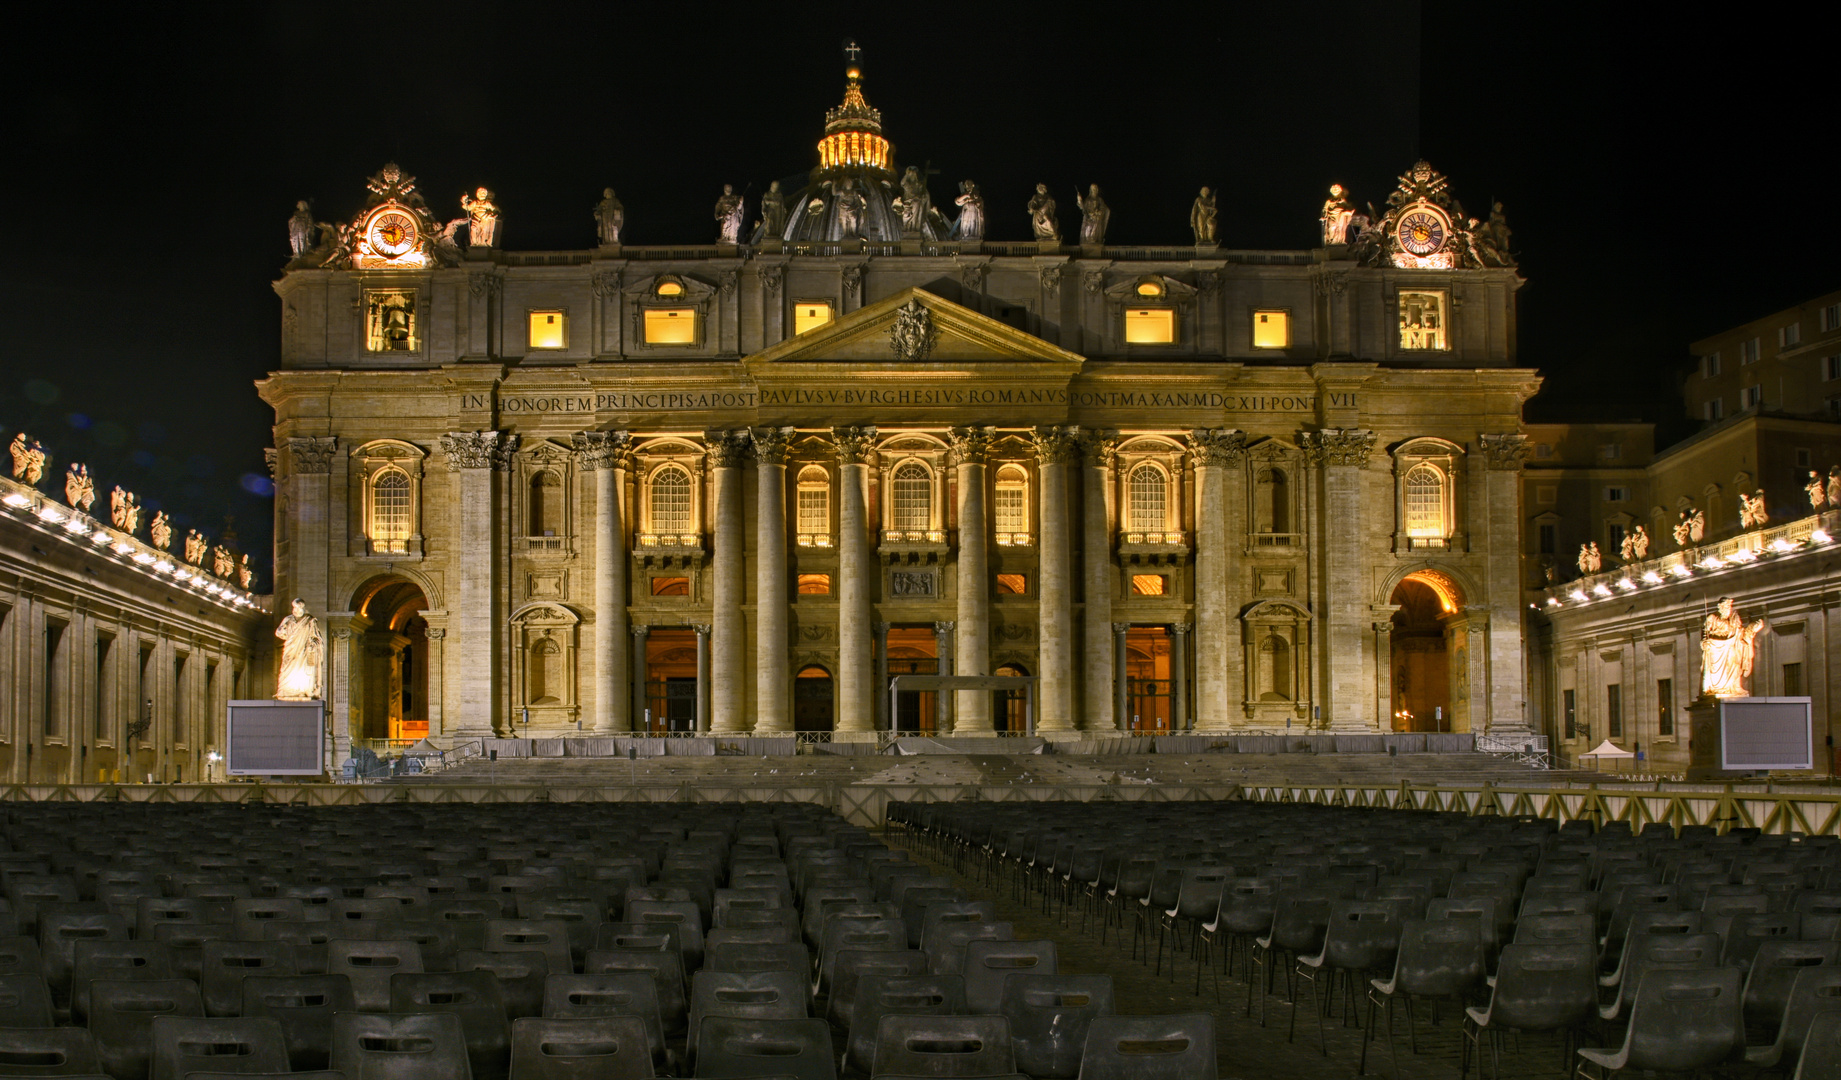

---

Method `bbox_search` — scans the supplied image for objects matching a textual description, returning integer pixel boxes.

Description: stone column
[630,625,650,732]
[423,624,446,736]
[328,622,356,768]
[1373,615,1395,730]
[707,431,748,733]
[1171,622,1190,730]
[834,428,878,734]
[1081,432,1119,732]
[1033,427,1078,731]
[1479,433,1532,732]
[949,427,991,732]
[693,624,711,733]
[440,431,517,735]
[574,431,632,732]
[752,427,794,733]
[1302,428,1377,730]
[1112,623,1130,732]
[874,622,891,731]
[1187,429,1244,729]
[934,621,955,732]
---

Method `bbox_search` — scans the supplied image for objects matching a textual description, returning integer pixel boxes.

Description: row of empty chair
[891,799,1841,1079]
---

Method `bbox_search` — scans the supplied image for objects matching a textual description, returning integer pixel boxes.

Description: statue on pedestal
[1807,469,1827,510]
[833,180,865,239]
[1700,597,1765,698]
[1828,467,1841,508]
[594,188,624,245]
[461,188,500,247]
[714,184,746,244]
[276,599,325,702]
[896,166,931,237]
[288,201,315,257]
[757,181,787,239]
[1619,526,1650,562]
[9,434,46,485]
[65,464,94,513]
[1740,489,1768,529]
[1320,183,1356,245]
[1076,184,1109,245]
[1577,541,1602,574]
[1027,184,1058,242]
[1190,187,1217,244]
[953,181,984,240]
[150,512,172,551]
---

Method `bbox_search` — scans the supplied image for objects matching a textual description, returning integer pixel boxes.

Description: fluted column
[752,428,793,733]
[1302,428,1377,730]
[630,625,650,731]
[707,431,748,732]
[1171,622,1190,730]
[1081,431,1118,732]
[1188,429,1244,729]
[574,431,632,732]
[1033,427,1078,731]
[693,624,711,733]
[949,427,991,733]
[1112,622,1130,731]
[440,430,517,735]
[834,428,878,733]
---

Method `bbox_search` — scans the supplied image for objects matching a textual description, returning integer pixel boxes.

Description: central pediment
[744,287,1085,369]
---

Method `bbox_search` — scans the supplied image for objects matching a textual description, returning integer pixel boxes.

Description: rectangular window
[650,576,689,597]
[996,573,1027,595]
[1124,308,1176,344]
[1599,443,1622,460]
[1397,291,1448,350]
[1825,303,1841,332]
[43,619,65,737]
[1535,443,1555,459]
[797,573,831,595]
[1742,384,1763,409]
[1607,523,1625,552]
[1783,662,1803,697]
[1606,683,1622,739]
[1251,310,1289,349]
[1605,486,1628,502]
[796,486,828,538]
[1131,574,1166,596]
[1798,448,1813,469]
[1825,355,1841,382]
[643,308,698,344]
[993,486,1027,535]
[793,302,834,335]
[1563,688,1576,740]
[1705,398,1724,421]
[1538,523,1556,555]
[95,633,114,741]
[527,311,566,349]
[1780,323,1802,349]
[1657,678,1673,737]
[1703,352,1721,378]
[1740,337,1760,364]
[364,290,417,352]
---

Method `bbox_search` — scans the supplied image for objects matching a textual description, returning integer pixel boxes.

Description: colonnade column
[934,622,955,732]
[694,624,711,733]
[575,431,632,733]
[949,427,991,733]
[1081,431,1118,733]
[1304,428,1377,730]
[1187,429,1243,729]
[1112,623,1129,732]
[833,428,877,734]
[630,625,649,731]
[874,622,891,731]
[707,430,748,733]
[1171,622,1190,730]
[440,430,517,736]
[1033,427,1078,731]
[753,427,793,733]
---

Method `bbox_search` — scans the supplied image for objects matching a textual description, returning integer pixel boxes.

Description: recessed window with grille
[648,465,693,536]
[1397,290,1448,350]
[796,465,829,547]
[528,471,563,542]
[1403,464,1446,539]
[892,462,932,534]
[43,619,65,738]
[993,464,1029,545]
[1657,678,1673,737]
[1127,464,1168,534]
[1606,683,1622,739]
[369,469,412,554]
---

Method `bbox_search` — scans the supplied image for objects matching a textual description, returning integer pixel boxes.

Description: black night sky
[0,3,1832,589]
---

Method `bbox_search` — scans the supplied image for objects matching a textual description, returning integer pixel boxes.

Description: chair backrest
[688,969,808,1069]
[844,973,966,1075]
[704,941,809,976]
[917,903,999,955]
[540,972,666,1066]
[1770,966,1841,1065]
[148,1015,290,1080]
[0,935,43,977]
[508,1015,654,1080]
[390,970,511,1080]
[1792,892,1841,942]
[962,938,1058,1015]
[1001,973,1115,1080]
[1389,918,1485,998]
[1794,1006,1841,1080]
[70,938,177,1022]
[38,906,129,999]
[1318,901,1404,972]
[1264,892,1332,954]
[901,888,967,947]
[1172,869,1231,920]
[0,971,53,1028]
[1076,1012,1216,1080]
[1210,879,1275,936]
[1622,967,1744,1073]
[238,973,356,1072]
[1722,913,1803,968]
[580,950,687,1034]
[707,925,798,949]
[820,916,908,987]
[1511,912,1595,945]
[827,948,930,1028]
[0,1025,102,1076]
[329,1010,475,1080]
[324,937,424,1013]
[694,1015,836,1080]
[872,1013,1015,1080]
[455,948,548,1021]
[1742,940,1838,1032]
[926,920,1016,976]
[199,939,298,1019]
[1483,943,1598,1032]
[799,889,878,945]
[484,919,574,977]
[88,977,205,1080]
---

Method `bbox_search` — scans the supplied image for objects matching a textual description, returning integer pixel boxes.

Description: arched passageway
[352,577,430,742]
[1388,570,1462,731]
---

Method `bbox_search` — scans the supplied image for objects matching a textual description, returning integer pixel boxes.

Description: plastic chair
[1250,889,1332,1026]
[1511,913,1595,946]
[1292,900,1403,1051]
[324,938,423,1013]
[819,917,908,989]
[70,939,179,1022]
[508,1015,654,1080]
[38,906,129,1006]
[0,1026,103,1076]
[870,1014,1014,1079]
[1600,932,1720,1022]
[0,972,53,1028]
[88,978,205,1080]
[1742,939,1837,1036]
[391,971,511,1080]
[624,901,703,972]
[1576,967,1743,1079]
[1721,912,1802,969]
[1597,911,1702,992]
[900,890,966,948]
[961,939,1057,1015]
[924,922,1014,978]
[1076,1013,1216,1080]
[999,973,1114,1080]
[704,942,809,976]
[686,970,807,1072]
[1195,877,1274,999]
[457,949,549,1021]
[147,1015,290,1080]
[1742,965,1841,1069]
[1362,918,1484,1077]
[1461,943,1596,1080]
[239,973,357,1072]
[914,904,998,960]
[582,949,686,1035]
[1792,1006,1841,1080]
[0,936,44,977]
[329,1010,474,1080]
[540,973,669,1074]
[200,940,298,1018]
[843,974,965,1076]
[826,949,929,1029]
[485,921,574,979]
[693,1015,835,1080]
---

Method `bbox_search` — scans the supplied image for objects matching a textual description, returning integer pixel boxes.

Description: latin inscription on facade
[461,389,1346,415]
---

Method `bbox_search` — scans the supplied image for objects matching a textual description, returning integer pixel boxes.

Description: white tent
[1580,738,1635,772]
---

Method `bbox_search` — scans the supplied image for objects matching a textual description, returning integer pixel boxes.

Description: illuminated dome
[817,65,893,176]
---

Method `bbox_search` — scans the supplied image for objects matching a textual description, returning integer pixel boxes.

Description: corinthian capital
[441,430,518,471]
[831,426,878,465]
[1074,427,1119,469]
[947,426,992,466]
[571,430,633,471]
[1477,432,1531,471]
[750,426,794,465]
[703,429,751,469]
[285,436,338,474]
[1186,428,1246,467]
[1299,428,1376,468]
[1031,426,1079,465]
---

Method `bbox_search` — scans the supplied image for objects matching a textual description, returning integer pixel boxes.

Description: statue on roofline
[275,599,325,701]
[1577,541,1601,574]
[1320,183,1356,245]
[287,201,314,257]
[895,166,930,238]
[1739,490,1768,529]
[150,512,172,551]
[1807,469,1827,510]
[832,180,865,239]
[1027,183,1058,242]
[65,464,94,513]
[1190,187,1217,244]
[1076,184,1109,245]
[756,181,786,240]
[9,434,46,485]
[953,181,984,240]
[714,184,746,244]
[461,188,500,248]
[594,188,625,246]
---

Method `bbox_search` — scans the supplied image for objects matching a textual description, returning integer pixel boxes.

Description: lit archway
[794,665,835,733]
[1387,570,1464,732]
[350,575,430,742]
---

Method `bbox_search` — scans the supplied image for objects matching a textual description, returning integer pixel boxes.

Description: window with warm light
[368,469,412,554]
[796,465,830,546]
[892,462,932,533]
[644,308,698,344]
[797,573,831,595]
[655,280,685,298]
[528,311,566,349]
[1125,307,1176,344]
[1127,464,1168,533]
[996,573,1027,595]
[993,464,1029,544]
[1132,574,1166,596]
[1397,290,1448,350]
[1252,310,1290,349]
[1403,463,1446,537]
[1136,280,1164,298]
[648,465,693,535]
[365,290,417,352]
[651,576,689,597]
[793,301,834,335]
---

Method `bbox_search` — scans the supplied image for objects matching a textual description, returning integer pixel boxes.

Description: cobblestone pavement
[896,833,1577,1080]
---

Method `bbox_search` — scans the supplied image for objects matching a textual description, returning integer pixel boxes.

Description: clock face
[367,210,419,258]
[1396,208,1448,257]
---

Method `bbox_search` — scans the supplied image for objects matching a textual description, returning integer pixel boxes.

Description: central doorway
[644,628,698,733]
[1389,574,1456,731]
[794,666,835,732]
[353,576,430,743]
[1125,626,1173,732]
[885,626,939,734]
[993,663,1030,732]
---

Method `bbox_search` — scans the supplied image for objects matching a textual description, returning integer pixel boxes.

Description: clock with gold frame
[1395,203,1450,258]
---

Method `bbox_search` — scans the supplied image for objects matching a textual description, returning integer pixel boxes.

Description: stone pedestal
[1686,695,1748,781]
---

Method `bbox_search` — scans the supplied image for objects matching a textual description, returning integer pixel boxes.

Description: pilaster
[439,430,517,735]
[1479,432,1531,732]
[1187,429,1245,728]
[949,426,991,732]
[1032,427,1079,730]
[1301,427,1377,730]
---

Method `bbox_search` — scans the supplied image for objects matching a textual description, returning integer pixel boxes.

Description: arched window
[369,468,412,554]
[993,464,1030,544]
[1403,464,1446,538]
[649,465,693,535]
[796,465,830,546]
[892,462,932,533]
[1127,464,1168,533]
[1256,467,1290,535]
[528,471,562,537]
